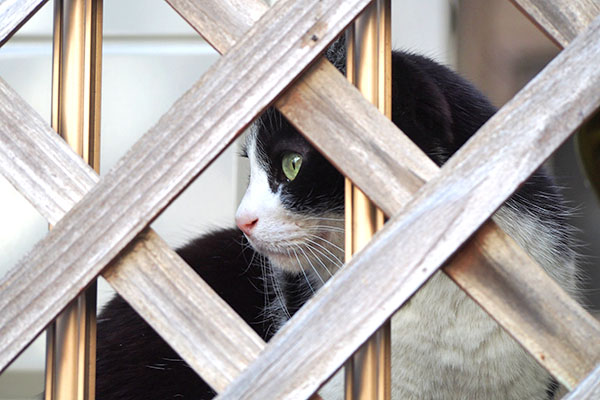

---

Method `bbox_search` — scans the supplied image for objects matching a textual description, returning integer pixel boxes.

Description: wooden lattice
[0,0,599,398]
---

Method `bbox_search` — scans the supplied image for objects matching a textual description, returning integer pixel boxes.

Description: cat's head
[235,109,345,285]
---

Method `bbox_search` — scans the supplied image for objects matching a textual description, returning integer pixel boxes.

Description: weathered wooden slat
[0,0,374,375]
[214,16,600,399]
[0,77,265,391]
[170,0,600,390]
[165,0,266,53]
[0,0,48,47]
[445,221,600,388]
[511,0,600,47]
[563,364,600,399]
[275,59,439,215]
[103,229,265,392]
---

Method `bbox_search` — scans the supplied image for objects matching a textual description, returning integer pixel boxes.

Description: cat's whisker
[306,225,345,233]
[300,216,344,222]
[305,234,345,255]
[267,255,291,320]
[304,243,343,270]
[305,242,344,271]
[295,245,326,285]
[290,247,316,294]
[304,244,335,278]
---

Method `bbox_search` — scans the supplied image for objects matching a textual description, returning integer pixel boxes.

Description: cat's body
[96,47,577,399]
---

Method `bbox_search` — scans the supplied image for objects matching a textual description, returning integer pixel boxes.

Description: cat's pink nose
[236,215,258,236]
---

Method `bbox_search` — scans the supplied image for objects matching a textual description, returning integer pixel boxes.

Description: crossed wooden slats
[0,0,378,386]
[0,75,265,391]
[175,0,600,391]
[0,0,48,46]
[211,13,600,399]
[0,0,596,396]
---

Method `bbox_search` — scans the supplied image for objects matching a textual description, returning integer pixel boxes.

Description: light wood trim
[213,16,600,399]
[0,0,374,375]
[0,0,48,46]
[46,1,103,398]
[510,0,600,47]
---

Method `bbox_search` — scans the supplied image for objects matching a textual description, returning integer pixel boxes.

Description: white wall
[0,0,453,398]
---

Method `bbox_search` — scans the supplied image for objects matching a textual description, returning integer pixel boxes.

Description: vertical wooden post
[45,0,102,399]
[344,1,391,399]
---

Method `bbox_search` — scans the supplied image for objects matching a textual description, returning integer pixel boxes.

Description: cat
[95,43,578,399]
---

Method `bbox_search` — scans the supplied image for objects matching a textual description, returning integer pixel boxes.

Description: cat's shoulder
[388,50,496,164]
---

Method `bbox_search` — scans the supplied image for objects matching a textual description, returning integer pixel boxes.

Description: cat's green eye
[282,152,303,181]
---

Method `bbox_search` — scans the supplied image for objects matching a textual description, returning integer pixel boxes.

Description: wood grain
[165,0,266,52]
[103,229,265,392]
[172,0,600,391]
[0,0,376,375]
[511,0,600,47]
[0,77,266,392]
[167,0,435,213]
[213,16,600,399]
[0,0,48,47]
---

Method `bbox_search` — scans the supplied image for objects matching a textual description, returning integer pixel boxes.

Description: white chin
[245,237,295,271]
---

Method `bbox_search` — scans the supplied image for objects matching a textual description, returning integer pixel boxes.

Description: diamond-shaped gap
[96,226,268,398]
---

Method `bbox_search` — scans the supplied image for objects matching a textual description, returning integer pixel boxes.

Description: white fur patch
[236,131,344,287]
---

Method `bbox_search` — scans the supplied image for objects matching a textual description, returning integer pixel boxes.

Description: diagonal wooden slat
[0,0,48,47]
[103,229,266,392]
[0,0,376,376]
[563,364,600,400]
[165,0,266,53]
[170,0,600,389]
[511,0,600,47]
[215,16,600,399]
[0,78,264,391]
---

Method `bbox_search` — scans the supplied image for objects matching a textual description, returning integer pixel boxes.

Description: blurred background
[0,0,598,398]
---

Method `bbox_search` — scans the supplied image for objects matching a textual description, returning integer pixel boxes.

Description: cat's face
[235,111,345,285]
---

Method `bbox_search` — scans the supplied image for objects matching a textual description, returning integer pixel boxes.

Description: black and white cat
[96,44,578,399]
